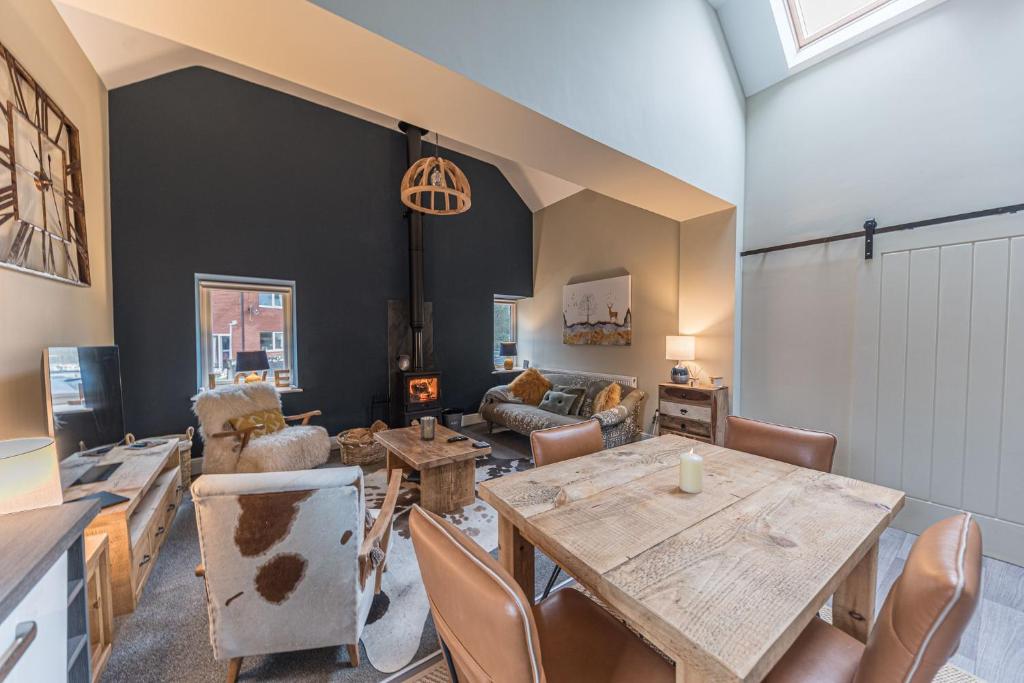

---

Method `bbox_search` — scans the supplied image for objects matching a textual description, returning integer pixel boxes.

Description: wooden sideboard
[61,439,184,615]
[657,383,729,444]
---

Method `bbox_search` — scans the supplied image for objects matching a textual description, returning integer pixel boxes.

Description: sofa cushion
[508,367,552,406]
[552,385,586,415]
[593,382,622,413]
[487,402,585,434]
[538,390,576,416]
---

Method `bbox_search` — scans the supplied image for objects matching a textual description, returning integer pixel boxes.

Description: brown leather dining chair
[409,505,674,683]
[530,420,604,597]
[765,513,982,683]
[725,415,837,472]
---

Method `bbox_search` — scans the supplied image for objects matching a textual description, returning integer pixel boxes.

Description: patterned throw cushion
[553,385,586,415]
[592,382,622,413]
[229,409,287,438]
[507,367,552,406]
[537,390,576,416]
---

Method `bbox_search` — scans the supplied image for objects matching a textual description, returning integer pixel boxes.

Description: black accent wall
[110,67,532,447]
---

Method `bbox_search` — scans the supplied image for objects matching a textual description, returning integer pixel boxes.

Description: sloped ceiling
[54,1,582,213]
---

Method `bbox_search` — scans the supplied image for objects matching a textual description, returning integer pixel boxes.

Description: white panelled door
[849,216,1024,565]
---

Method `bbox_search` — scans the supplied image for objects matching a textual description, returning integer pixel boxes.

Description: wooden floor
[872,527,1024,682]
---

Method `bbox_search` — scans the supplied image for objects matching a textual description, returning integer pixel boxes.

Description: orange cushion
[593,383,622,413]
[507,368,552,406]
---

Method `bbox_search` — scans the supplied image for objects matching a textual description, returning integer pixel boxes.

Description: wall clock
[0,41,90,286]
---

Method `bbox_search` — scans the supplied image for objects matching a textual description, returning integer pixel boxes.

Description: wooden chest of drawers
[657,383,729,445]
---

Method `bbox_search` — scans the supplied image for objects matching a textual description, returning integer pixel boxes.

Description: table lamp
[235,350,270,383]
[666,335,695,385]
[499,341,518,370]
[0,437,64,516]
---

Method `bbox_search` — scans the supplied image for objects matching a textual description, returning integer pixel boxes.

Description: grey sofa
[479,370,646,449]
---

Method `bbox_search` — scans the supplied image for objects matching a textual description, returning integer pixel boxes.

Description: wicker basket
[337,420,388,466]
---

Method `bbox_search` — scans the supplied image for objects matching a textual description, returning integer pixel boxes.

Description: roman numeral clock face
[0,42,90,286]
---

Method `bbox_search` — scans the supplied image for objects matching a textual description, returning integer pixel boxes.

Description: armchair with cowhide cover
[192,467,402,682]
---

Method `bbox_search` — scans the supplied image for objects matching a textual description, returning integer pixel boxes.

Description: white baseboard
[894,497,1024,566]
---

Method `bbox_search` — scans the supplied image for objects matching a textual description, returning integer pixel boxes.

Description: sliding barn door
[849,219,1024,564]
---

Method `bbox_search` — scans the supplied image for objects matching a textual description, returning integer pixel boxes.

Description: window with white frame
[196,275,297,388]
[786,0,897,47]
[493,297,517,368]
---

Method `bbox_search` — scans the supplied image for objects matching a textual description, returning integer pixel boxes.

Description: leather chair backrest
[409,506,546,683]
[530,420,603,467]
[724,416,837,472]
[855,513,982,683]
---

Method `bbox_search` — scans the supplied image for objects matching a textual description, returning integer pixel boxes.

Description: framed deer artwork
[562,274,631,346]
[0,41,90,286]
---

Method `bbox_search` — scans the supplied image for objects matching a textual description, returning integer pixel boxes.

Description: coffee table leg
[498,515,535,603]
[833,541,878,643]
[674,659,706,682]
[420,460,475,514]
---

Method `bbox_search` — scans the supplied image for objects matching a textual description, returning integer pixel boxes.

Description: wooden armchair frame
[208,410,323,453]
[195,468,403,680]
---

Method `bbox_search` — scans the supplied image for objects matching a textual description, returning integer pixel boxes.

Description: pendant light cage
[400,154,472,216]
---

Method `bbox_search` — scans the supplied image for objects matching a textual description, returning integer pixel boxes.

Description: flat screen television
[43,346,127,459]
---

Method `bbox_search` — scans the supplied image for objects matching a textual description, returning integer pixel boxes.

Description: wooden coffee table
[374,424,490,514]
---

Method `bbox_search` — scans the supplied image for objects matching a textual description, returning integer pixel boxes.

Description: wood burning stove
[401,370,441,424]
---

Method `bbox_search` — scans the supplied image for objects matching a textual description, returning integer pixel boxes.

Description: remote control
[447,435,469,442]
[472,440,489,449]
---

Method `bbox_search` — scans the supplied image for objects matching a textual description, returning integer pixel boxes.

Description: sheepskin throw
[507,367,552,406]
[192,383,330,474]
[593,382,622,413]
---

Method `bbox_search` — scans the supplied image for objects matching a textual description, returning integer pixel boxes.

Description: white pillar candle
[679,448,703,494]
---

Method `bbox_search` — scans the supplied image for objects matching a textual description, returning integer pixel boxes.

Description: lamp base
[503,358,514,370]
[670,365,690,385]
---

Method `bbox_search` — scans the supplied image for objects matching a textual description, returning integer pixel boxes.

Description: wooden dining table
[478,434,905,683]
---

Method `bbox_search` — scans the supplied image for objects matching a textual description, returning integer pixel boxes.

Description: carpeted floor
[103,424,556,682]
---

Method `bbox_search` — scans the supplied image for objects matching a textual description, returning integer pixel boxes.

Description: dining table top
[478,433,905,683]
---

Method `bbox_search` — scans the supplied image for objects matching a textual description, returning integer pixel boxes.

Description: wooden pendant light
[400,135,471,215]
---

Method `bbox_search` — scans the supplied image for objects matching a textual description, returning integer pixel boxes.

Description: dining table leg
[498,515,535,602]
[832,541,878,643]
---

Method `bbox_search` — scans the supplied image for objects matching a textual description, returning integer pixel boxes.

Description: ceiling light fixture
[400,132,471,216]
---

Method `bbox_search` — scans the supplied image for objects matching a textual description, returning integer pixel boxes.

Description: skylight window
[787,0,896,47]
[771,0,947,70]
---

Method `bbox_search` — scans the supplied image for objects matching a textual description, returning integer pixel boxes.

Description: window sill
[492,367,526,374]
[199,384,303,394]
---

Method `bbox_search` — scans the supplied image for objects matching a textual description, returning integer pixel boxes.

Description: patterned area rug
[357,448,530,674]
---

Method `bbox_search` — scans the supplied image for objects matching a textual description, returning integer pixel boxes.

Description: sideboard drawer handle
[0,621,37,681]
[155,526,166,537]
[139,554,152,567]
[166,503,176,512]
[679,408,688,414]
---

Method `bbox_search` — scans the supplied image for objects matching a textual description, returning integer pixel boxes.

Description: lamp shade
[499,341,518,357]
[666,335,696,362]
[0,437,63,516]
[235,350,270,372]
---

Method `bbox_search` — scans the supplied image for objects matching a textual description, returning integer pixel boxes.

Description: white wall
[0,0,112,439]
[518,191,680,429]
[742,0,1024,559]
[312,0,746,208]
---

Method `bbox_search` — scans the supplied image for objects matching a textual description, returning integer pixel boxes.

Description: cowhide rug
[358,452,532,673]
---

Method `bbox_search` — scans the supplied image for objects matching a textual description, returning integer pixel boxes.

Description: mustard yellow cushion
[507,368,552,406]
[593,382,622,413]
[229,409,286,438]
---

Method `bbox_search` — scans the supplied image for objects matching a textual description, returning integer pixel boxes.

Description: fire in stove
[407,376,438,404]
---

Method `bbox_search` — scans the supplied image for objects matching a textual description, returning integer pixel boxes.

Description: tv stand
[60,439,184,615]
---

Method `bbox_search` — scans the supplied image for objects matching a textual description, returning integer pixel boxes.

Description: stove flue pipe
[398,121,429,371]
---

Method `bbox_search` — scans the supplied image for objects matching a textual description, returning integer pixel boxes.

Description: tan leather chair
[409,505,673,683]
[766,513,982,683]
[530,420,604,598]
[530,419,604,467]
[725,416,837,472]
